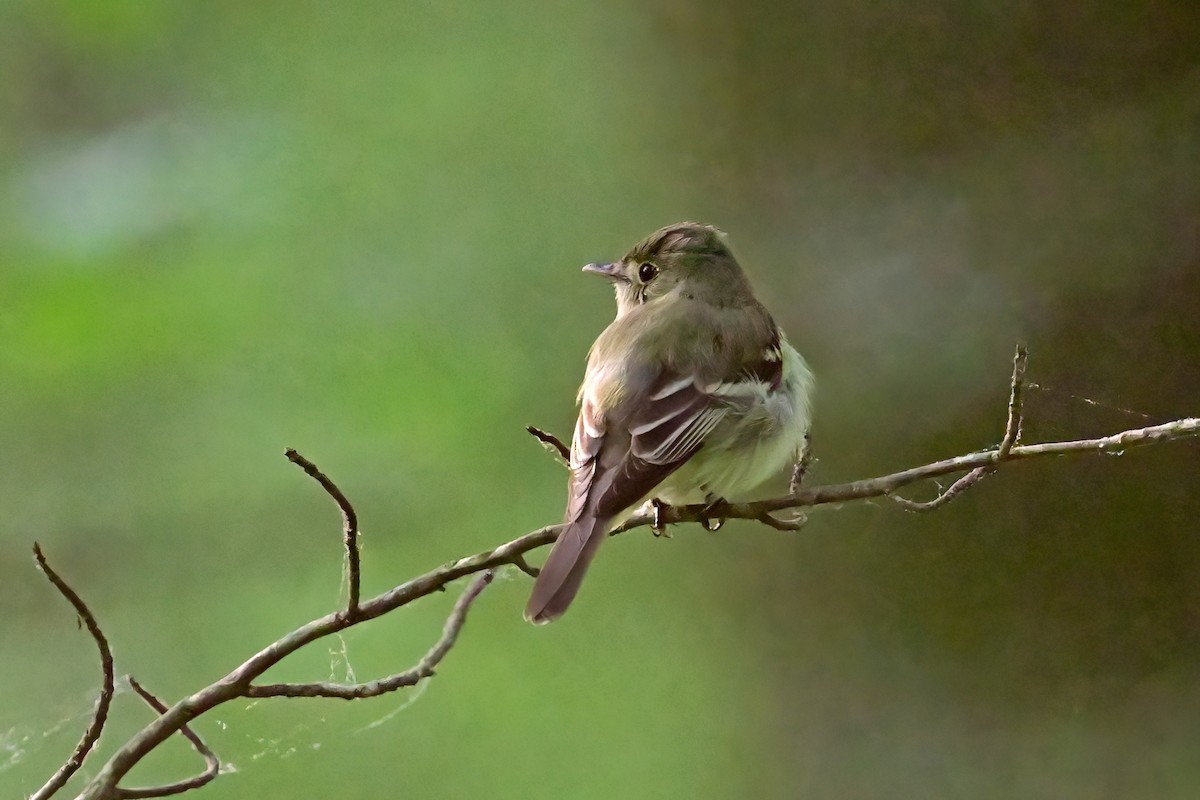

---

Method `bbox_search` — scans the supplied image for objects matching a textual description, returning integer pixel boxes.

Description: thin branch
[50,349,1200,799]
[285,448,361,615]
[509,554,540,578]
[755,510,806,531]
[890,466,991,512]
[246,570,495,699]
[65,409,1200,800]
[891,344,1028,511]
[526,425,570,464]
[119,678,219,799]
[613,416,1200,532]
[998,343,1028,458]
[30,543,114,800]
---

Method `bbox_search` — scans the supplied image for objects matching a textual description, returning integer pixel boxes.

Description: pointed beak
[582,262,625,282]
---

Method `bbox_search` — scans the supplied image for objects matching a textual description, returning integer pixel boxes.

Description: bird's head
[583,222,754,316]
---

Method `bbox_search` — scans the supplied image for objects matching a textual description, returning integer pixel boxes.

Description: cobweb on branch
[327,634,357,685]
[1027,381,1160,424]
[355,681,430,733]
[210,647,429,770]
[0,725,29,774]
[0,686,127,778]
[221,710,329,766]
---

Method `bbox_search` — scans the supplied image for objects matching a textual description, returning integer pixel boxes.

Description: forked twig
[29,344,1200,800]
[122,677,219,798]
[890,466,991,511]
[59,452,498,800]
[509,554,541,578]
[247,570,494,699]
[891,344,1028,511]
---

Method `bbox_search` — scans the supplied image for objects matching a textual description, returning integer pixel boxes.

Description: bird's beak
[582,262,626,282]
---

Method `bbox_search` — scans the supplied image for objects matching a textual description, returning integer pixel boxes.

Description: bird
[524,222,814,624]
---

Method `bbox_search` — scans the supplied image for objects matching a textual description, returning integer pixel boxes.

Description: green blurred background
[3,2,1198,797]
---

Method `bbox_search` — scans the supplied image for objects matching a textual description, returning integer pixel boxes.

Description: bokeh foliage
[2,2,1198,797]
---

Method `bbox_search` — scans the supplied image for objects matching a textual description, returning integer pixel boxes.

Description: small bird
[525,222,814,624]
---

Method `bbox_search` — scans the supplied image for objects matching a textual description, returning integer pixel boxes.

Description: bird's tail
[524,515,609,625]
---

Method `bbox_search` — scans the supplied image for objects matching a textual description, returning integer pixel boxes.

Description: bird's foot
[700,498,730,532]
[650,498,672,538]
[789,432,814,493]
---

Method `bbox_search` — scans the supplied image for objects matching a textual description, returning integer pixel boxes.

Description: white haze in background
[8,114,289,262]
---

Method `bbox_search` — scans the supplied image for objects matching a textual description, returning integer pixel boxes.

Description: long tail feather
[524,515,609,624]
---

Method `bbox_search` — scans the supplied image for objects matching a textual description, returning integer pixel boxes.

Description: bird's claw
[650,498,671,538]
[789,432,814,493]
[700,498,730,531]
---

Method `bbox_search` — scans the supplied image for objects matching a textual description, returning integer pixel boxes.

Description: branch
[755,510,807,531]
[285,448,361,615]
[525,425,570,464]
[31,347,1197,799]
[998,343,1027,458]
[246,570,494,699]
[889,466,991,512]
[63,452,504,800]
[29,544,114,800]
[611,416,1200,532]
[891,344,1026,511]
[120,678,219,798]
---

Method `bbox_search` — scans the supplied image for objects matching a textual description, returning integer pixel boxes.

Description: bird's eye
[637,262,658,282]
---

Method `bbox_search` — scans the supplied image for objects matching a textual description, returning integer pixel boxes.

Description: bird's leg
[650,498,672,538]
[789,431,814,494]
[700,496,730,531]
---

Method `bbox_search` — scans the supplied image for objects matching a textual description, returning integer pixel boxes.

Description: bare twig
[121,678,219,798]
[247,571,495,699]
[30,544,114,800]
[891,344,1028,511]
[756,510,806,531]
[509,554,541,578]
[285,448,361,615]
[612,415,1200,532]
[998,343,1028,458]
[32,348,1200,800]
[67,461,516,800]
[526,425,570,464]
[890,466,991,511]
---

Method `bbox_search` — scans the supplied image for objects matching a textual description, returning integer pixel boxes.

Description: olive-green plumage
[525,222,814,624]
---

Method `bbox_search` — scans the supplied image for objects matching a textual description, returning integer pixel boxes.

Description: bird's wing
[565,393,606,523]
[569,312,786,521]
[567,370,726,521]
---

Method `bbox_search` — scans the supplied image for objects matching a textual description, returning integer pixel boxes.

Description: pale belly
[643,344,813,507]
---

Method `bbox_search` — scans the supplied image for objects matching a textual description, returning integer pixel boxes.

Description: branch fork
[890,344,1028,512]
[27,344,1200,798]
[31,453,495,800]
